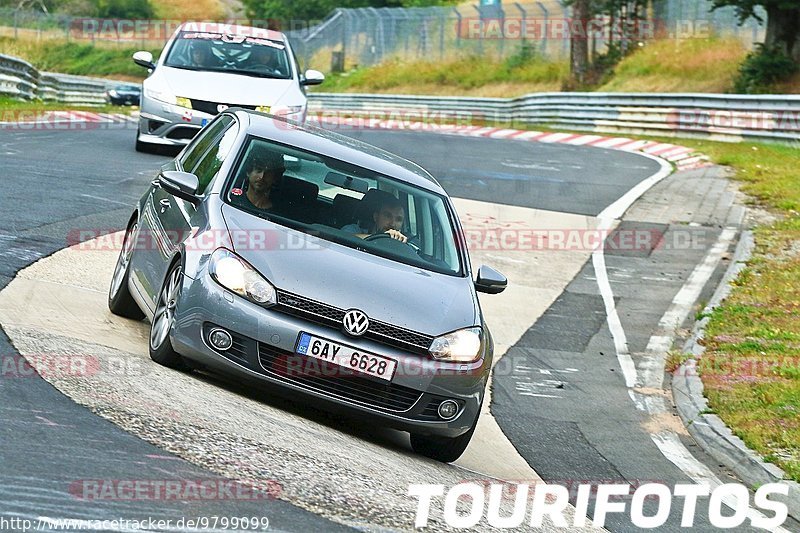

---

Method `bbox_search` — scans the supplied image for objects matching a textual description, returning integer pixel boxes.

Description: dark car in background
[108,109,507,462]
[106,84,141,106]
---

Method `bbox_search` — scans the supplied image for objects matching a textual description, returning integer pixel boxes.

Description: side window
[180,115,233,171]
[191,122,239,195]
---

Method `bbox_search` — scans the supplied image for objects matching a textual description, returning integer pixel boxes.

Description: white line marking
[592,162,788,528]
[80,193,130,206]
[640,228,737,388]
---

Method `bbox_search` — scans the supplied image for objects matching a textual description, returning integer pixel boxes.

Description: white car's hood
[157,66,295,106]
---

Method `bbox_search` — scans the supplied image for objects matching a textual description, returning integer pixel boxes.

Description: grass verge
[318,53,568,97]
[0,36,156,80]
[0,96,132,115]
[689,141,800,481]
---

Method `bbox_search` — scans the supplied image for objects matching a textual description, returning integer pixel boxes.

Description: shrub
[734,44,799,94]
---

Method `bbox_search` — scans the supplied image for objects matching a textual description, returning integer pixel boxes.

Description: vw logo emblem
[342,309,369,336]
[217,104,229,113]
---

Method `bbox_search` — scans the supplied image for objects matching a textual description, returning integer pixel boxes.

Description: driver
[248,45,280,73]
[342,196,407,243]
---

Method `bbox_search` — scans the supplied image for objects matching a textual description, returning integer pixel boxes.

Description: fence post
[516,3,527,59]
[535,2,548,56]
[439,9,445,60]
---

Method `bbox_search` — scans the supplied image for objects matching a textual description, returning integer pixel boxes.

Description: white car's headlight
[144,88,177,105]
[429,327,483,363]
[209,248,276,306]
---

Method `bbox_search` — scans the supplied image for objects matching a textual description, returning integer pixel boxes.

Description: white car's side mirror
[301,69,325,86]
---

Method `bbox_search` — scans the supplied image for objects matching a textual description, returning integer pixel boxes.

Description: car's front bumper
[170,269,489,437]
[137,94,214,146]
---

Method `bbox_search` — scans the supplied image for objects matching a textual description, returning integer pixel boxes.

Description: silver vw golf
[109,109,507,462]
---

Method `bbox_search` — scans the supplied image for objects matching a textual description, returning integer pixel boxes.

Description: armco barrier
[308,92,800,144]
[0,53,116,105]
[0,53,37,99]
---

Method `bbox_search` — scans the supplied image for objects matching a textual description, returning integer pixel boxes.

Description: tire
[149,262,190,370]
[108,222,145,320]
[410,411,479,463]
[135,136,149,153]
[135,129,153,153]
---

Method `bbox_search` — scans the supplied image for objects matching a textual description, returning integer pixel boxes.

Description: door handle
[159,199,171,213]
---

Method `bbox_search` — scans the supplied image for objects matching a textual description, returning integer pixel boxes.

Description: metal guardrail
[0,53,115,105]
[308,92,800,144]
[0,53,38,98]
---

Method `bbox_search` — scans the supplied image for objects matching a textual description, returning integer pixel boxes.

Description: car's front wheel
[108,222,145,320]
[135,129,154,153]
[149,262,189,370]
[410,411,479,463]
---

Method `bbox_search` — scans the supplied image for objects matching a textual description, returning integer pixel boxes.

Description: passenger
[189,40,218,68]
[231,149,285,211]
[342,195,408,243]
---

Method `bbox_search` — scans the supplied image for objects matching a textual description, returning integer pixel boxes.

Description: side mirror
[300,69,325,86]
[133,50,155,70]
[475,265,507,294]
[159,171,199,205]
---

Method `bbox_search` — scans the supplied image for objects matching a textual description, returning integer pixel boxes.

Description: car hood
[221,204,479,336]
[157,66,294,105]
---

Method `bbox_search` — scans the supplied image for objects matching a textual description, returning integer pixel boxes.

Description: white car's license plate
[295,332,397,381]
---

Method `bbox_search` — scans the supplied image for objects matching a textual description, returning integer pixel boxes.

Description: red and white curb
[310,117,712,172]
[0,111,137,128]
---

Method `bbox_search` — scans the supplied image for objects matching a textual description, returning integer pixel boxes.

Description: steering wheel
[364,232,420,252]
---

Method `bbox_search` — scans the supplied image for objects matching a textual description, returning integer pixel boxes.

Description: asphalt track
[0,125,789,531]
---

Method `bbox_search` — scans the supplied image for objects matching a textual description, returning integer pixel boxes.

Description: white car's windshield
[224,137,464,276]
[164,31,291,79]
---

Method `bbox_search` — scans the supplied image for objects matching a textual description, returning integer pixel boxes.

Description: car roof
[230,109,445,194]
[176,22,285,43]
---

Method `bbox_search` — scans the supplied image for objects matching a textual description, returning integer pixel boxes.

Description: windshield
[164,31,292,79]
[223,137,463,276]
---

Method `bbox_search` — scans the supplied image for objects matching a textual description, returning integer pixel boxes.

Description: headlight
[175,97,192,109]
[108,90,119,97]
[255,105,271,113]
[209,248,276,306]
[144,88,176,105]
[429,327,482,363]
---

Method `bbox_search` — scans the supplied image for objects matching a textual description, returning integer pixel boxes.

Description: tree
[712,0,800,62]
[570,0,591,86]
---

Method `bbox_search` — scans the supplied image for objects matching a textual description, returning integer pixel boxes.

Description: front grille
[189,99,257,116]
[274,290,435,355]
[258,342,422,412]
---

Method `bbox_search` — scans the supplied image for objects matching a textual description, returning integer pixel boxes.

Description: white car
[132,22,324,153]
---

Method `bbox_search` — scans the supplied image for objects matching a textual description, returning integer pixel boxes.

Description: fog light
[437,399,459,420]
[208,328,233,351]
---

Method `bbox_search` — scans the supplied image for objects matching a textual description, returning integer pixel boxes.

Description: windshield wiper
[221,69,289,79]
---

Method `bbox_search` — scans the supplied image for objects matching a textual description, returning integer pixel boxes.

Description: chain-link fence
[0,0,769,72]
[287,2,573,71]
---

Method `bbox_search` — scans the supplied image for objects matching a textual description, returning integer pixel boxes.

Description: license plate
[295,332,397,381]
